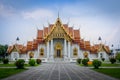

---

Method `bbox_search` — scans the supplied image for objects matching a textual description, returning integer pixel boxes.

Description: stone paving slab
[2,62,119,80]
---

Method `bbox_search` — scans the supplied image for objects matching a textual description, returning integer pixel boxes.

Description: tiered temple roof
[7,18,110,54]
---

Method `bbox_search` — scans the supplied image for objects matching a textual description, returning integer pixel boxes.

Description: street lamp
[98,36,102,44]
[16,37,20,44]
[111,44,114,57]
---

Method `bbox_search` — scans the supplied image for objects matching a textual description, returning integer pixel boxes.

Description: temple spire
[58,11,59,18]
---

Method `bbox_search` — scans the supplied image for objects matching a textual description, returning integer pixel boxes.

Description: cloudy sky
[0,0,120,48]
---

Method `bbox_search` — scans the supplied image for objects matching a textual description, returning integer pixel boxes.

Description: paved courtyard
[2,61,118,80]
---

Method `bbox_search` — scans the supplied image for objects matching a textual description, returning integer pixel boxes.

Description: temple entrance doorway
[54,42,63,58]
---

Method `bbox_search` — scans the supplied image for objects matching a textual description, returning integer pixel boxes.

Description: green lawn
[93,68,120,79]
[101,63,120,67]
[0,64,15,67]
[0,68,27,79]
[79,63,120,67]
[0,64,40,67]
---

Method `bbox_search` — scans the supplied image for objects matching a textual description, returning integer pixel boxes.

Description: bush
[77,58,81,64]
[101,58,105,61]
[82,58,89,66]
[36,59,41,64]
[92,60,102,69]
[29,59,36,66]
[109,58,116,64]
[116,53,120,62]
[3,58,9,64]
[15,59,25,69]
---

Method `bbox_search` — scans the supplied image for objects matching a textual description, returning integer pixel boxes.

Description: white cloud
[0,4,16,17]
[22,9,54,20]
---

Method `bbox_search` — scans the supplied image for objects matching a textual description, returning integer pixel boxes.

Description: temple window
[29,52,34,58]
[73,47,78,56]
[40,48,44,56]
[84,52,88,58]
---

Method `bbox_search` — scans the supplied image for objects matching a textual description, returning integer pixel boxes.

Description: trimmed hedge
[102,58,105,61]
[36,59,41,64]
[109,58,116,64]
[3,58,9,64]
[29,59,36,66]
[15,59,25,69]
[82,58,89,66]
[92,60,102,69]
[77,58,81,64]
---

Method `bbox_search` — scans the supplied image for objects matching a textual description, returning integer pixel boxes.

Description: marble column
[64,39,67,59]
[78,45,80,58]
[37,44,40,58]
[47,41,49,59]
[68,41,71,59]
[51,39,53,59]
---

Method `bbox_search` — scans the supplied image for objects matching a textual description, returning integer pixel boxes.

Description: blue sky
[0,0,120,48]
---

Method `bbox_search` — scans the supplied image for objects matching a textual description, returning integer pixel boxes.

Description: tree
[0,44,8,58]
[116,52,120,62]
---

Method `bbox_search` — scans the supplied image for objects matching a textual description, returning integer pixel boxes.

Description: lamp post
[98,36,102,44]
[111,44,114,57]
[16,37,19,44]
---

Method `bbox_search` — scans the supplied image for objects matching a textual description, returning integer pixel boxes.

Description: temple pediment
[45,18,73,42]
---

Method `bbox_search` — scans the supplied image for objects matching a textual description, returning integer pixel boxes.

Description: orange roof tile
[27,41,33,51]
[74,30,80,39]
[32,39,38,50]
[44,27,48,37]
[37,30,43,39]
[84,41,91,50]
[69,27,73,37]
[7,44,27,54]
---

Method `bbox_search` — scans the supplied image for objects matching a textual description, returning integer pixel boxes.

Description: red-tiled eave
[37,30,43,39]
[44,27,48,37]
[27,41,33,51]
[74,30,80,39]
[69,27,73,37]
[7,44,27,54]
[90,46,98,53]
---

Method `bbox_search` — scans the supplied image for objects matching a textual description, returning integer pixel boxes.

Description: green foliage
[36,59,41,64]
[94,68,120,79]
[77,58,81,64]
[2,58,9,64]
[109,58,116,64]
[101,58,105,61]
[82,58,89,66]
[0,44,8,58]
[92,59,102,69]
[0,68,26,79]
[116,52,120,62]
[29,59,36,66]
[15,59,25,69]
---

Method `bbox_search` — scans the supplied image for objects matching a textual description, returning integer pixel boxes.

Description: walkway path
[2,61,118,80]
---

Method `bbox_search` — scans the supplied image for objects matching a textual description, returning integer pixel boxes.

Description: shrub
[101,58,105,61]
[36,59,41,64]
[82,58,89,66]
[92,60,102,69]
[109,58,116,64]
[15,59,25,69]
[29,59,36,66]
[116,52,120,62]
[77,58,81,64]
[3,58,9,64]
